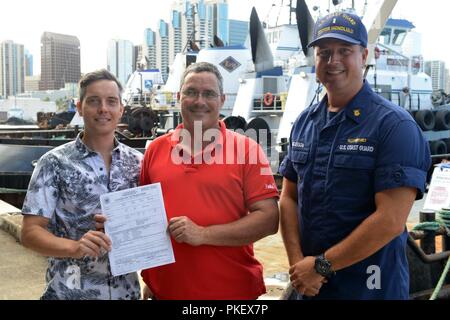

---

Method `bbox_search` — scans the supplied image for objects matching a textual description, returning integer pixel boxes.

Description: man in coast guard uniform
[279,12,431,299]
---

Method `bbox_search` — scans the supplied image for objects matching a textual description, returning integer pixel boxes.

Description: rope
[412,221,441,232]
[437,209,450,231]
[430,256,450,300]
[411,210,450,234]
[411,209,450,300]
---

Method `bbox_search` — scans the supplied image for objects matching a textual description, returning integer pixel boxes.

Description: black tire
[223,116,247,131]
[128,107,158,135]
[415,110,435,131]
[443,138,450,153]
[434,110,450,130]
[429,140,447,155]
[246,117,272,147]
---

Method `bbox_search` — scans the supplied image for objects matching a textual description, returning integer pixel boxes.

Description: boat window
[379,28,391,45]
[392,29,407,46]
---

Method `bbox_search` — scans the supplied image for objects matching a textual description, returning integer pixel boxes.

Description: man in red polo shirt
[140,62,279,300]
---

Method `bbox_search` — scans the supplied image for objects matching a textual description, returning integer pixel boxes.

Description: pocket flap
[334,154,375,169]
[291,149,309,164]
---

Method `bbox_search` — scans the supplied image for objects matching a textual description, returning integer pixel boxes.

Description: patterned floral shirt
[22,133,143,300]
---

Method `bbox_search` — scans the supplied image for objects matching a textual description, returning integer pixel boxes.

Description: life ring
[374,46,381,60]
[263,92,274,106]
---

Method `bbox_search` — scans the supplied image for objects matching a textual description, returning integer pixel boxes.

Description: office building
[144,28,157,69]
[157,20,170,82]
[0,40,25,98]
[107,39,134,86]
[425,60,447,91]
[229,19,249,45]
[39,32,80,90]
[24,49,33,76]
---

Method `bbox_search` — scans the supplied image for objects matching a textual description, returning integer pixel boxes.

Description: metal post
[440,208,450,252]
[420,210,436,254]
[173,112,179,128]
[289,0,293,25]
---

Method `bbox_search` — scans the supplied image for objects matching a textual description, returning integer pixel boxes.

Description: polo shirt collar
[170,120,226,150]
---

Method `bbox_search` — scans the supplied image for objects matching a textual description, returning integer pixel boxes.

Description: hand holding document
[100,183,175,276]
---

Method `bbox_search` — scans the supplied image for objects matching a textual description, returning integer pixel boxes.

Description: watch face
[315,255,333,277]
[318,260,329,274]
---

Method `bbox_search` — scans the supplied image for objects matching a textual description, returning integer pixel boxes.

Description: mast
[289,0,293,25]
[192,3,196,45]
[182,3,199,53]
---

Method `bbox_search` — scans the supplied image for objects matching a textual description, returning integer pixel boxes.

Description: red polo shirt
[140,121,279,300]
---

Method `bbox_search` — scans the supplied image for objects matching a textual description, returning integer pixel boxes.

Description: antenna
[276,0,284,27]
[192,3,196,45]
[182,3,200,53]
[289,0,293,25]
[289,0,297,25]
[264,2,277,27]
[362,0,368,17]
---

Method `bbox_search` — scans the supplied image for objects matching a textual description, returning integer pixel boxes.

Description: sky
[1,0,449,74]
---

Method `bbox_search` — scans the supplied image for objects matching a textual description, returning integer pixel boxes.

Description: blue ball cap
[308,12,368,48]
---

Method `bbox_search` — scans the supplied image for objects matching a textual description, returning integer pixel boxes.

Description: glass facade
[107,39,134,87]
[159,20,169,38]
[229,20,248,46]
[1,41,25,97]
[197,0,206,20]
[24,50,33,76]
[216,3,228,45]
[145,28,155,47]
[172,10,181,29]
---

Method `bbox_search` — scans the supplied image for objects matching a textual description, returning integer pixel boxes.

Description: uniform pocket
[291,149,309,164]
[290,149,309,181]
[333,154,375,170]
[331,154,376,201]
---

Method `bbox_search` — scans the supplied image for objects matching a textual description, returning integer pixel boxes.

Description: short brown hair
[79,69,123,102]
[180,62,223,95]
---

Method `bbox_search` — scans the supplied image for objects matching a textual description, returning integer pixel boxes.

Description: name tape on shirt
[338,144,375,153]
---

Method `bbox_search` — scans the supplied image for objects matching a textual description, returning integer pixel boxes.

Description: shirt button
[394,171,402,182]
[100,168,103,171]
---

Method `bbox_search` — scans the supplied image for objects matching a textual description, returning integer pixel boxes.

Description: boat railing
[252,93,288,113]
[375,90,430,111]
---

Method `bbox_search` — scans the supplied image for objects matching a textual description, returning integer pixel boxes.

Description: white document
[100,183,175,276]
[423,167,450,211]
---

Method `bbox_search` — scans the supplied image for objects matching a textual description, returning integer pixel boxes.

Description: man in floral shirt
[21,69,142,300]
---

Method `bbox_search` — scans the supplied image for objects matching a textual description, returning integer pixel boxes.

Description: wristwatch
[314,254,336,279]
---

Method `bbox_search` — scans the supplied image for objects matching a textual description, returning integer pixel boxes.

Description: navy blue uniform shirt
[279,81,431,299]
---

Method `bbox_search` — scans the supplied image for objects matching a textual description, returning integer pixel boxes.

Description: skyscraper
[446,69,450,93]
[425,60,447,91]
[157,20,170,82]
[107,39,134,86]
[145,0,248,83]
[229,19,249,46]
[169,10,183,66]
[0,40,25,98]
[215,1,229,45]
[39,32,80,91]
[172,0,229,50]
[24,49,33,76]
[144,28,157,69]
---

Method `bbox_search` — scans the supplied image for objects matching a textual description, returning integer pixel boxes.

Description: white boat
[123,69,164,107]
[159,45,254,117]
[228,0,450,164]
